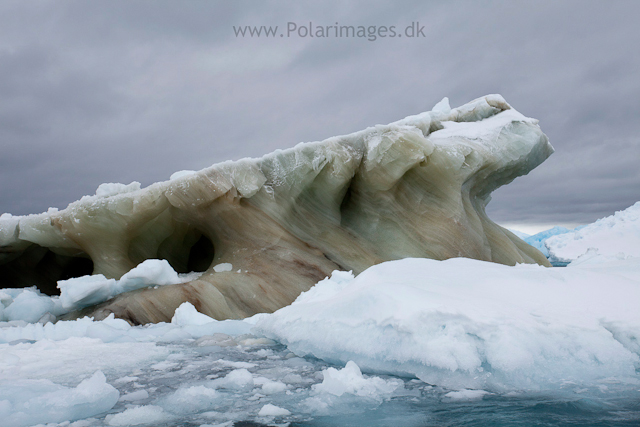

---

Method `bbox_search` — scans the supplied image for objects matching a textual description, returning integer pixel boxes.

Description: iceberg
[546,201,640,262]
[523,226,572,257]
[0,95,553,323]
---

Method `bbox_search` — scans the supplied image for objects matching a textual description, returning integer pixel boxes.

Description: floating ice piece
[0,311,252,345]
[260,380,288,394]
[118,259,182,291]
[105,405,173,426]
[58,275,118,311]
[171,302,216,326]
[214,368,254,390]
[2,288,60,323]
[443,389,491,401]
[258,403,291,417]
[313,361,402,401]
[118,389,149,402]
[0,371,119,427]
[161,385,219,414]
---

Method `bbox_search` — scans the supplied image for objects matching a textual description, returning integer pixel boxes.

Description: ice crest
[432,96,451,114]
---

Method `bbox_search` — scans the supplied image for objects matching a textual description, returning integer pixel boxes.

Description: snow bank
[255,258,640,392]
[546,201,640,262]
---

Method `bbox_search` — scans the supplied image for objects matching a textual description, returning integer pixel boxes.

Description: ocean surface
[99,340,640,427]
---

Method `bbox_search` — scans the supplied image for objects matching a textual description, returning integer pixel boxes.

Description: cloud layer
[1,1,638,225]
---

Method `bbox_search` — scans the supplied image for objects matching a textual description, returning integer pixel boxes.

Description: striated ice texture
[0,95,553,323]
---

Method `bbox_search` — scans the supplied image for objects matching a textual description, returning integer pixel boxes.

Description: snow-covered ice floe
[1,252,640,425]
[256,257,640,392]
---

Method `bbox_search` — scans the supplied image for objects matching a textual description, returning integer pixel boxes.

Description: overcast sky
[1,1,639,232]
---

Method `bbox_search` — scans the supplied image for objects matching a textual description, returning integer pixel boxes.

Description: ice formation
[0,371,119,427]
[256,257,640,392]
[546,201,640,262]
[523,226,572,257]
[0,95,554,323]
[1,255,638,425]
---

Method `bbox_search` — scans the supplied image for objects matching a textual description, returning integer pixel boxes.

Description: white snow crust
[546,201,640,262]
[256,257,640,391]
[1,251,639,425]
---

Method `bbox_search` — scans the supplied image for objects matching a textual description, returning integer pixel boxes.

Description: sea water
[87,341,640,426]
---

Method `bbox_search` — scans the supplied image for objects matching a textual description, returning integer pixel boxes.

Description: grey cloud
[1,0,639,228]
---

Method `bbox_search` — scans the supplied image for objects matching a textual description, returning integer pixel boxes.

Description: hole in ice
[128,225,215,274]
[185,233,215,273]
[157,229,214,274]
[0,244,94,296]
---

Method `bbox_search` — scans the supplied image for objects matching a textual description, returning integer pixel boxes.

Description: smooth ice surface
[256,257,640,392]
[546,201,640,262]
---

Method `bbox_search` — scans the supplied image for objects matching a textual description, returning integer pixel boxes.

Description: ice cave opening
[183,232,215,273]
[0,244,94,295]
[126,226,215,276]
